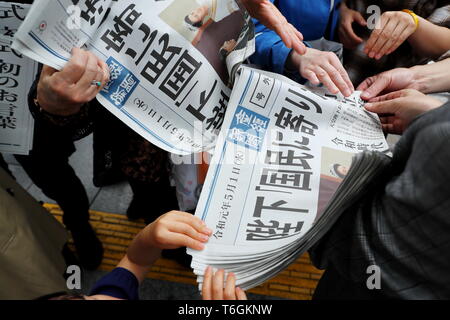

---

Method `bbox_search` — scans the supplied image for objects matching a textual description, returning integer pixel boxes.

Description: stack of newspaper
[0,2,36,155]
[187,66,392,290]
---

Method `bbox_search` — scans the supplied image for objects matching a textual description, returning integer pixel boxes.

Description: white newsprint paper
[0,2,36,155]
[13,0,255,155]
[188,66,391,290]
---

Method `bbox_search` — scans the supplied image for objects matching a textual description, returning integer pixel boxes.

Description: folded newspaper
[187,66,391,290]
[12,0,255,155]
[0,2,36,155]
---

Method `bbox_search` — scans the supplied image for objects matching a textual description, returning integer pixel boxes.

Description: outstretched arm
[407,17,450,59]
[240,0,306,55]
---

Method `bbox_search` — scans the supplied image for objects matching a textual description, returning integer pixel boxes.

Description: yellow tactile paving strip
[45,203,323,300]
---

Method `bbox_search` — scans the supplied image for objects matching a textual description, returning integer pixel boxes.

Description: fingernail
[200,234,209,242]
[204,227,213,235]
[369,52,375,58]
[206,266,211,273]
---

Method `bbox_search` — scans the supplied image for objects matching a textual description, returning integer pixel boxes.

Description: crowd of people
[1,0,450,300]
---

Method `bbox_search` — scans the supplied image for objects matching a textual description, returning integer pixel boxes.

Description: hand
[364,89,443,134]
[364,11,417,60]
[202,267,247,300]
[357,68,418,100]
[287,48,354,97]
[144,211,212,251]
[240,0,306,55]
[338,2,367,49]
[37,47,109,116]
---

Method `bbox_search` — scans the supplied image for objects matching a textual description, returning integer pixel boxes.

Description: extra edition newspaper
[187,66,391,290]
[13,0,255,154]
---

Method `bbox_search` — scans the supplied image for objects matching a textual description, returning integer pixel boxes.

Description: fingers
[385,24,415,56]
[150,211,212,250]
[170,211,213,236]
[364,99,400,115]
[320,64,351,97]
[365,11,417,59]
[235,287,247,300]
[328,54,355,93]
[300,50,353,97]
[41,65,58,78]
[343,16,364,45]
[368,18,399,59]
[58,47,89,84]
[354,11,368,27]
[288,24,306,55]
[316,55,354,97]
[202,266,213,300]
[75,52,105,100]
[315,66,340,95]
[170,221,210,245]
[98,59,110,90]
[368,90,405,102]
[201,267,246,301]
[375,20,403,59]
[302,70,320,86]
[224,272,236,300]
[358,75,389,100]
[162,232,206,251]
[274,23,306,55]
[212,269,224,300]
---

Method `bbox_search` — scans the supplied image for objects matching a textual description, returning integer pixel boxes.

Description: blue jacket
[251,0,341,74]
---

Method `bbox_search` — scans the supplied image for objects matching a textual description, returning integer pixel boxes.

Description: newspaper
[12,0,255,155]
[187,66,392,290]
[0,2,36,155]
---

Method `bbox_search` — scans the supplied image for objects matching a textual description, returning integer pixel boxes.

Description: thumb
[360,76,389,100]
[364,99,398,115]
[355,12,367,26]
[41,65,58,78]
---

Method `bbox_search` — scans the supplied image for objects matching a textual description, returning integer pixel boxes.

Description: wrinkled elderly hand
[37,48,109,116]
[364,11,417,60]
[364,89,443,134]
[240,0,306,55]
[287,48,354,97]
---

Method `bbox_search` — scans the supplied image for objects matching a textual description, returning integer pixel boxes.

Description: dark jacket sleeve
[28,65,95,142]
[310,103,450,299]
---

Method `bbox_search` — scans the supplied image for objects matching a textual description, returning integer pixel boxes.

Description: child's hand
[202,267,247,300]
[145,211,212,251]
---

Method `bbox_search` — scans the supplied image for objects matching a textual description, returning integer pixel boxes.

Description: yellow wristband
[402,9,419,30]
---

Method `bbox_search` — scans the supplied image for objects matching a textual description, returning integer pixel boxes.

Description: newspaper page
[187,66,390,275]
[0,2,36,155]
[13,0,255,155]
